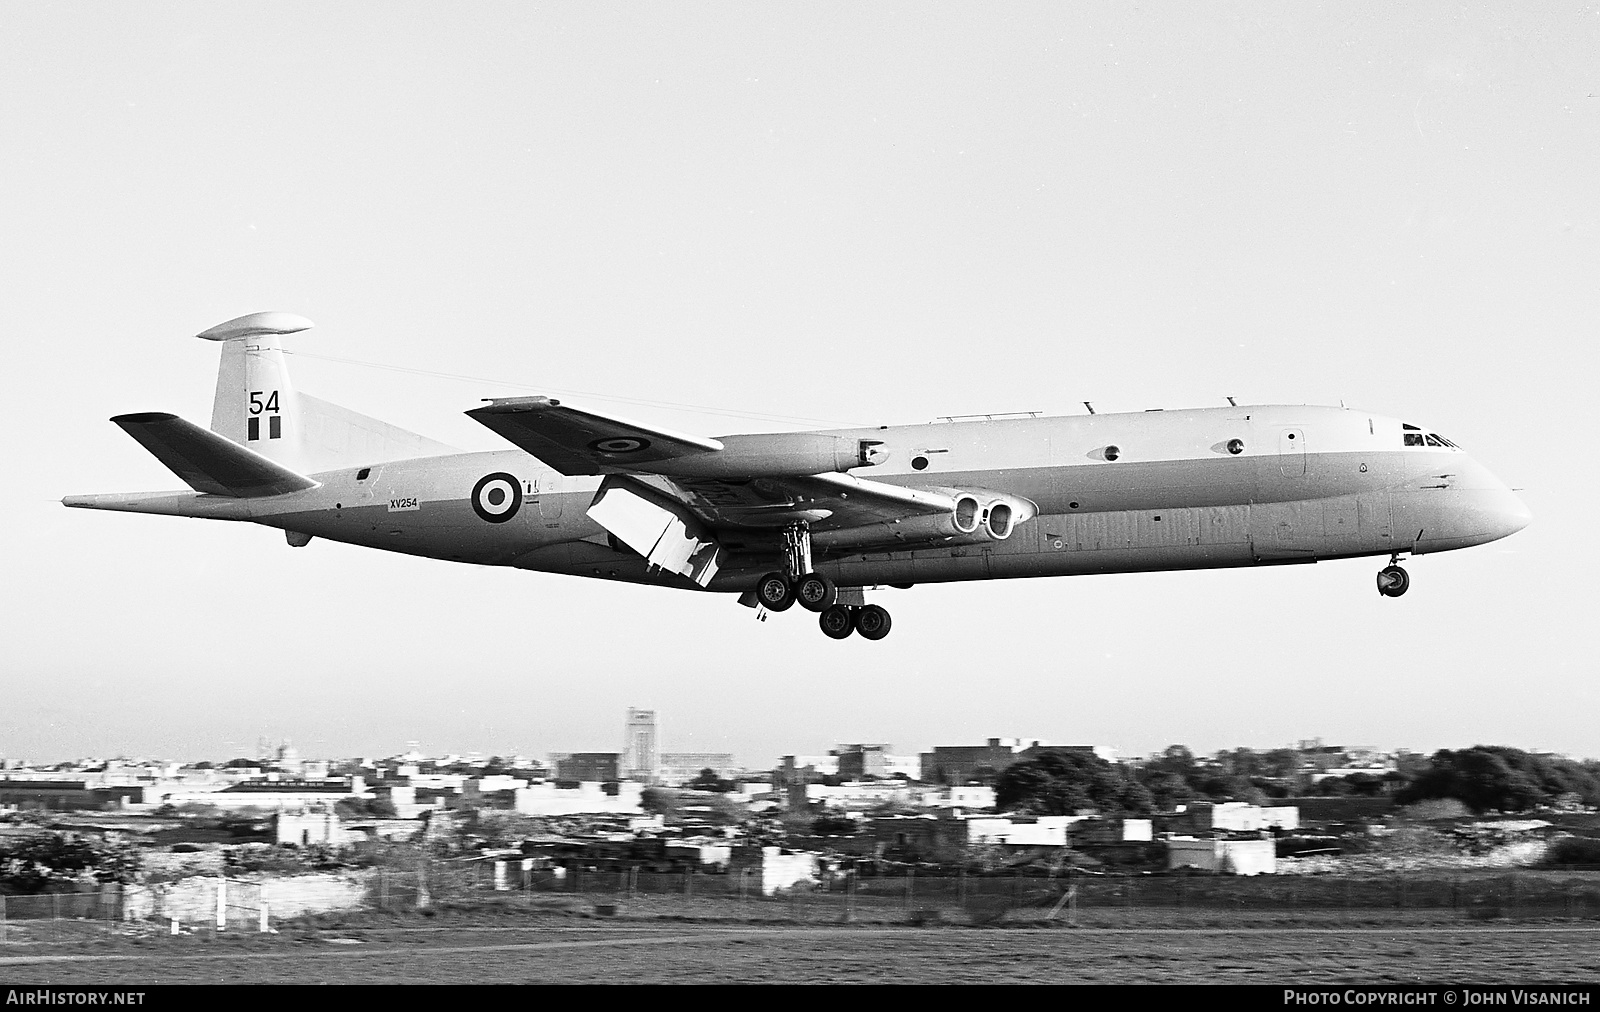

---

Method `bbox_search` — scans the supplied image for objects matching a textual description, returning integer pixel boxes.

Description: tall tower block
[622,709,660,784]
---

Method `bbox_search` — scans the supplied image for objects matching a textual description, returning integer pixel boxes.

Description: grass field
[3,903,1600,984]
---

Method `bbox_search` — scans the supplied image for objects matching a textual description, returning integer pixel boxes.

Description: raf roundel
[589,436,651,454]
[471,472,522,523]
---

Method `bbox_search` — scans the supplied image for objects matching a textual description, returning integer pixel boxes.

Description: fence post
[215,875,226,932]
[905,867,914,910]
[259,883,270,934]
[53,891,60,943]
[1,892,6,944]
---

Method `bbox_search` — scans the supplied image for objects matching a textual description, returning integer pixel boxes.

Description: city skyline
[4,7,1594,766]
[0,726,1581,772]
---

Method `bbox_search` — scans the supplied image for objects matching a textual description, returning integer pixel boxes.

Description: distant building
[919,738,1050,785]
[659,753,742,786]
[622,708,660,783]
[0,779,144,811]
[276,742,304,778]
[728,845,820,895]
[1167,838,1276,875]
[162,777,370,812]
[554,753,621,783]
[833,744,891,779]
[1156,802,1299,835]
[773,756,816,809]
[513,781,644,816]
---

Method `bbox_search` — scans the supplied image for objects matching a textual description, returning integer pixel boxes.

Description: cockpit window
[1402,423,1459,449]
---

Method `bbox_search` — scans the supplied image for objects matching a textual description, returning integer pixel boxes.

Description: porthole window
[1069,501,1080,509]
[912,456,929,471]
[356,467,371,481]
[1226,439,1244,455]
[1104,445,1121,462]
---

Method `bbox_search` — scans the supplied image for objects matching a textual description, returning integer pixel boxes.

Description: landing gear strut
[1377,554,1410,598]
[752,522,893,638]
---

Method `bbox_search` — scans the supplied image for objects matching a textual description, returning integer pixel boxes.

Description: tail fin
[198,312,458,474]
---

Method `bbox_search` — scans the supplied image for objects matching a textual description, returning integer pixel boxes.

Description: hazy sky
[4,4,1596,767]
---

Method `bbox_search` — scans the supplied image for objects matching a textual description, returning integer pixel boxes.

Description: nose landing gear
[1377,556,1411,598]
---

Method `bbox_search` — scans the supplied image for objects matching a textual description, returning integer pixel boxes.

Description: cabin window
[1104,445,1121,462]
[1404,433,1426,447]
[1226,438,1244,455]
[1424,435,1446,448]
[356,468,371,481]
[912,456,929,471]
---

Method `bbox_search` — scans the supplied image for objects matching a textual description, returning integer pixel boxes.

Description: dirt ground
[3,913,1600,984]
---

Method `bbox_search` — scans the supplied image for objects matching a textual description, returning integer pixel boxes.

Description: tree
[335,797,398,819]
[0,833,142,893]
[687,768,736,793]
[1140,772,1195,811]
[640,787,679,818]
[995,749,1151,816]
[1396,746,1575,814]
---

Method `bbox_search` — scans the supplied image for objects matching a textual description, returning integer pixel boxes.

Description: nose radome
[1497,490,1532,538]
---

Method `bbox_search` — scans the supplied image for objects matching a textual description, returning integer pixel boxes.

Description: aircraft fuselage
[84,403,1528,594]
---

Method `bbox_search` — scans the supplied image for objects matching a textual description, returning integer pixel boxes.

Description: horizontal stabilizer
[111,413,318,498]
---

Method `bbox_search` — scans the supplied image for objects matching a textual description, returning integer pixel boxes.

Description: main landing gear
[754,522,894,640]
[1376,554,1411,598]
[819,603,892,641]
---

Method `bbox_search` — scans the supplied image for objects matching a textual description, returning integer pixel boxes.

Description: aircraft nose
[1491,488,1532,540]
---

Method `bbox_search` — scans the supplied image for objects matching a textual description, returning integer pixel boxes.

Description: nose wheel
[1377,563,1410,598]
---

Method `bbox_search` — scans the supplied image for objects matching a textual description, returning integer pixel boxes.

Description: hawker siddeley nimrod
[66,313,1531,640]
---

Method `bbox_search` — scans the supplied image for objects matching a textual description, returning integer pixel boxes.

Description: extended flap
[587,476,721,586]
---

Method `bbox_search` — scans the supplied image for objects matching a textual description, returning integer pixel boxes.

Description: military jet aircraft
[65,312,1531,640]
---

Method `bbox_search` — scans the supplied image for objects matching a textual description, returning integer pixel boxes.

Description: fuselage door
[1278,428,1307,477]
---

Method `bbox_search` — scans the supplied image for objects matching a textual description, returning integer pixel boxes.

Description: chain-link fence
[353,862,1600,927]
[5,866,1597,937]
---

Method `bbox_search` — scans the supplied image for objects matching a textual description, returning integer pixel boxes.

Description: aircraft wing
[465,397,724,475]
[467,398,879,477]
[626,472,957,531]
